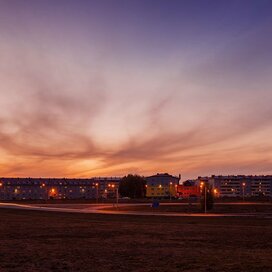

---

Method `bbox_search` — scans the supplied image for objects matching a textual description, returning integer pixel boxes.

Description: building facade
[145,173,180,198]
[0,177,121,200]
[176,180,200,199]
[197,175,272,198]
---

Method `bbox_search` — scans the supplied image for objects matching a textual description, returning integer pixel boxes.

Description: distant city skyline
[0,0,272,179]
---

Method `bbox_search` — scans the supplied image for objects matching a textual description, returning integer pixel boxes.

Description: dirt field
[0,208,271,272]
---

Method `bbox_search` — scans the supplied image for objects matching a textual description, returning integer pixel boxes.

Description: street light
[41,183,48,201]
[242,182,246,201]
[204,185,207,213]
[95,183,99,203]
[110,184,118,208]
[199,182,207,213]
[169,182,173,201]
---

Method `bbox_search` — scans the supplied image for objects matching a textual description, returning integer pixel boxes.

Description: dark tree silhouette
[119,174,146,199]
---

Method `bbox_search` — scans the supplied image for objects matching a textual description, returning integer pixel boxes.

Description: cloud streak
[0,0,272,179]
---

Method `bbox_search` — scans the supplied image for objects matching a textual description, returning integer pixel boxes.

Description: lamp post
[158,184,162,199]
[204,185,207,214]
[200,182,207,213]
[95,183,99,203]
[116,186,119,208]
[111,184,118,208]
[41,183,48,201]
[169,182,172,201]
[242,182,246,201]
[145,184,147,198]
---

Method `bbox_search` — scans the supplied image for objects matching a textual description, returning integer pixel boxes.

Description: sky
[0,0,272,179]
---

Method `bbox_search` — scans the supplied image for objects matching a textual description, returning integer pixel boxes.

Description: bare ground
[0,208,271,272]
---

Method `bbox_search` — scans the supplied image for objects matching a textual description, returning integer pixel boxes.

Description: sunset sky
[0,0,272,179]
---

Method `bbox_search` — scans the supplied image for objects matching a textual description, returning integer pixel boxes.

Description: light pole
[242,182,246,201]
[204,185,207,214]
[200,182,206,213]
[116,186,119,208]
[95,183,99,203]
[111,184,118,208]
[41,183,48,201]
[169,182,172,201]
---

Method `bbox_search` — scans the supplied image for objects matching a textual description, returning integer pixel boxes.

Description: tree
[200,184,214,212]
[119,174,146,199]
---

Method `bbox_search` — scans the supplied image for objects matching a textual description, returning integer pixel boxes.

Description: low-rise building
[145,173,180,198]
[0,177,121,200]
[197,175,272,198]
[176,180,200,199]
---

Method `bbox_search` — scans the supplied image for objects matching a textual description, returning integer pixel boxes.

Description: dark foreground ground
[0,209,272,272]
[103,203,272,214]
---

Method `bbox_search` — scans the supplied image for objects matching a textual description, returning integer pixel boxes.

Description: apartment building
[145,173,180,198]
[197,175,272,198]
[0,177,121,200]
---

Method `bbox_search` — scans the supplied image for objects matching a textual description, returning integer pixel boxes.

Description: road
[1,201,272,218]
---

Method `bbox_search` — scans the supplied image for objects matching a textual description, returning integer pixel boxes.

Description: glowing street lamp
[95,183,99,203]
[242,182,246,201]
[169,182,173,201]
[199,182,207,213]
[40,183,48,200]
[204,185,207,213]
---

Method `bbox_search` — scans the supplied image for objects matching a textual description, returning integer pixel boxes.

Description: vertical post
[242,182,245,201]
[116,187,119,208]
[204,186,207,214]
[169,182,172,201]
[95,183,99,203]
